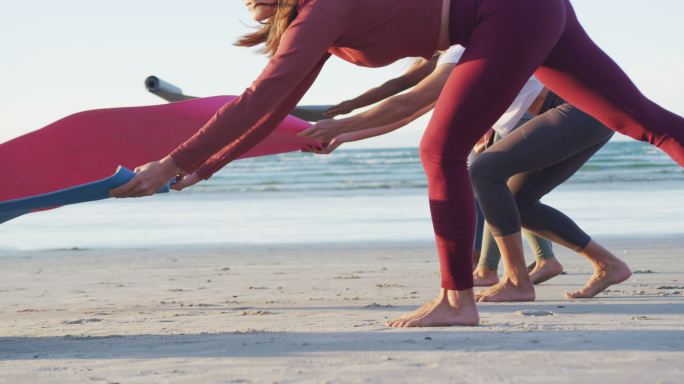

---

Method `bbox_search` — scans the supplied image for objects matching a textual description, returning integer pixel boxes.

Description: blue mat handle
[0,166,173,224]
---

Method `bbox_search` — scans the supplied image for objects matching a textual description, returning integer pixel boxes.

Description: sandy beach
[1,236,683,383]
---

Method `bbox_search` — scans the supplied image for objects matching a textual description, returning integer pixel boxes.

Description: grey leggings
[476,121,556,271]
[470,103,614,252]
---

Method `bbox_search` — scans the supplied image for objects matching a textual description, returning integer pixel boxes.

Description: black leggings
[469,104,614,251]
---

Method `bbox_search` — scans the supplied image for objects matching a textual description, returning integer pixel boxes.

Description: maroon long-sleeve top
[170,0,443,179]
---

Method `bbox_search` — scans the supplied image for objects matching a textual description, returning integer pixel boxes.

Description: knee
[418,138,466,172]
[468,157,495,194]
[515,195,538,219]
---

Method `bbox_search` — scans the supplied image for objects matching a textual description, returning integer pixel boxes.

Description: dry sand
[1,236,683,383]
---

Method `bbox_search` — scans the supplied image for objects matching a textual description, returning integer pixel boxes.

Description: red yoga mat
[0,96,317,203]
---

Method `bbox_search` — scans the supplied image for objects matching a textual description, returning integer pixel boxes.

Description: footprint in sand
[233,328,267,334]
[516,310,554,317]
[62,318,103,325]
[333,274,361,280]
[240,310,275,316]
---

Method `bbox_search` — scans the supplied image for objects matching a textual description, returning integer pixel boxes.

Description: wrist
[196,166,213,180]
[336,132,354,143]
[339,116,363,133]
[160,156,182,177]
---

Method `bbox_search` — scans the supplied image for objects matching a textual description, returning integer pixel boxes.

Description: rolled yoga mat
[145,76,333,122]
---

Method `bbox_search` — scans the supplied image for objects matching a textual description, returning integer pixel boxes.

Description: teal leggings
[479,221,555,270]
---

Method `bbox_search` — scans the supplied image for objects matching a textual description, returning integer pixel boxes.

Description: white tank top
[437,45,545,136]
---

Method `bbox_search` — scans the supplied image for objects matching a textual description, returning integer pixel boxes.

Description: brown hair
[235,0,299,56]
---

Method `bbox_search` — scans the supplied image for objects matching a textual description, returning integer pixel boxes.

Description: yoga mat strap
[0,166,172,224]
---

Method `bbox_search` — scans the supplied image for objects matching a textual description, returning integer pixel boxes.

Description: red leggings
[423,0,684,290]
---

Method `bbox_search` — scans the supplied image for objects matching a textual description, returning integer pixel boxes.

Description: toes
[387,318,408,328]
[387,319,404,327]
[400,318,414,326]
[475,289,493,301]
[403,313,431,327]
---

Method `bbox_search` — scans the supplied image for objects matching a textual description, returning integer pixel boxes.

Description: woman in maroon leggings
[112,0,684,327]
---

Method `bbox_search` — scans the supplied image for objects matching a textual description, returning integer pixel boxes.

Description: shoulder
[293,0,352,26]
[297,0,349,12]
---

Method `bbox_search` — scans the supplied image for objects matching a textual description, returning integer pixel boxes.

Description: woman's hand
[302,137,345,155]
[323,101,355,117]
[172,172,203,191]
[110,156,181,198]
[297,118,348,143]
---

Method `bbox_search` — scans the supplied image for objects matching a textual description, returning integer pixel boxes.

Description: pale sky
[1,0,682,147]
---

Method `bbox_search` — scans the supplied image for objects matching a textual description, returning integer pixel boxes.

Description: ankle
[580,240,620,264]
[472,250,481,264]
[441,288,476,308]
[594,256,628,272]
[537,258,563,269]
[502,272,533,287]
[474,266,497,277]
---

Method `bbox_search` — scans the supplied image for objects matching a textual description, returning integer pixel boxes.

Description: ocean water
[1,141,683,251]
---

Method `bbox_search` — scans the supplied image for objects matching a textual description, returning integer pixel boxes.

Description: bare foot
[473,266,500,287]
[476,278,535,302]
[565,259,632,299]
[529,258,564,285]
[390,298,438,323]
[386,289,479,327]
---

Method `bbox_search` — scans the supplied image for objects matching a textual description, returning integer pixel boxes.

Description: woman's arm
[324,55,439,117]
[306,103,437,154]
[111,1,350,197]
[527,88,549,116]
[170,1,350,176]
[299,62,455,143]
[194,53,330,179]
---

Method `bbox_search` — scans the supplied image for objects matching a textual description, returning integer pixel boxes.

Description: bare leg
[529,257,564,284]
[472,249,481,267]
[565,240,632,299]
[386,288,479,327]
[476,233,535,302]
